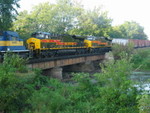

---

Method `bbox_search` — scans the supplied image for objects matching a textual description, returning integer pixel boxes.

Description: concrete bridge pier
[43,67,63,80]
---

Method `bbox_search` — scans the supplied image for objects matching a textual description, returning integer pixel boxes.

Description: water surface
[130,71,150,93]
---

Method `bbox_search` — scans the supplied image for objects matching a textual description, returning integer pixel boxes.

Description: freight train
[1,31,150,61]
[0,31,111,60]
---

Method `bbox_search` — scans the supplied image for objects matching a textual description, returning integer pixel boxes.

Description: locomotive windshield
[31,32,51,39]
[87,36,96,40]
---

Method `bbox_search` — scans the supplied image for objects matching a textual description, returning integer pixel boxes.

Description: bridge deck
[27,54,105,69]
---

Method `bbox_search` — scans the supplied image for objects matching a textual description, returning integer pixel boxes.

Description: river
[130,71,150,94]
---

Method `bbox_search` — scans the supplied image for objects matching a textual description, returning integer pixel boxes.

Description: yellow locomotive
[26,32,112,57]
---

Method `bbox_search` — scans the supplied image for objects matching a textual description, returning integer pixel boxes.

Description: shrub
[0,67,34,113]
[27,79,70,113]
[0,53,34,112]
[138,94,150,113]
[112,42,134,60]
[3,52,28,72]
[93,54,139,112]
[131,48,150,70]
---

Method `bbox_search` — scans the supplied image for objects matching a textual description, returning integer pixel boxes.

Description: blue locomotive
[0,31,27,51]
[0,31,29,60]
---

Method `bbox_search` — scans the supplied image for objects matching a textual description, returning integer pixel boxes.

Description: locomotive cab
[0,31,27,51]
[26,38,41,50]
[0,31,29,61]
[84,36,96,48]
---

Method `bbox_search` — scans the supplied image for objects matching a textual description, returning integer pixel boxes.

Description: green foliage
[26,73,98,113]
[0,57,33,112]
[12,1,148,40]
[108,21,148,39]
[0,70,35,112]
[66,73,98,113]
[131,48,150,70]
[12,1,112,39]
[13,0,82,39]
[112,42,134,60]
[138,94,150,113]
[0,52,143,113]
[0,0,20,30]
[0,53,56,113]
[26,56,140,113]
[68,8,112,37]
[3,53,28,72]
[93,54,139,113]
[27,79,69,113]
[12,10,32,39]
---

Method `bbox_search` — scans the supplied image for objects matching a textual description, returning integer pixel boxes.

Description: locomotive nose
[29,42,35,50]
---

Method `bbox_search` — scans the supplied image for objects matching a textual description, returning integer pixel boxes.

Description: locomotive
[26,31,112,58]
[0,31,111,60]
[0,31,29,60]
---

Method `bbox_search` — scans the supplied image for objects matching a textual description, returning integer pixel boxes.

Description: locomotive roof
[0,31,19,38]
[32,31,51,35]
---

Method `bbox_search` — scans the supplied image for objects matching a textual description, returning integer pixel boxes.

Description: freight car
[112,38,150,48]
[26,31,111,58]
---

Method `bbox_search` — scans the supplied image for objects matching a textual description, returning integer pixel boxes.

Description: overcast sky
[19,0,150,39]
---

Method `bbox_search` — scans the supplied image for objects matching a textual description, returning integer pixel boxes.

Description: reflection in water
[130,72,150,93]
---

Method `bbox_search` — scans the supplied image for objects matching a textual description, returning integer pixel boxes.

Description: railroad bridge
[27,52,112,79]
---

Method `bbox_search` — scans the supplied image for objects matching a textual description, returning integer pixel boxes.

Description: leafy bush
[112,43,134,60]
[26,78,71,113]
[0,66,34,112]
[131,48,150,70]
[138,94,150,113]
[0,53,35,112]
[3,53,28,72]
[93,54,139,113]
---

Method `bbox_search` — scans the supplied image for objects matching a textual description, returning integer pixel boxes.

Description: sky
[19,0,150,39]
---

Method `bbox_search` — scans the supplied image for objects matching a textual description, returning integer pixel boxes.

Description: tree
[68,8,112,37]
[13,0,82,40]
[0,0,20,30]
[13,0,112,39]
[107,26,123,38]
[108,21,148,39]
